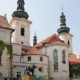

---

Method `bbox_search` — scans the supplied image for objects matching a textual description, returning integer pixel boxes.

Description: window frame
[21,27,25,36]
[40,57,43,62]
[68,40,70,45]
[62,50,66,64]
[28,56,31,61]
[53,49,58,71]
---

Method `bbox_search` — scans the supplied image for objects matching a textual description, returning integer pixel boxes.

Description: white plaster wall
[0,48,9,77]
[13,54,48,78]
[13,66,25,77]
[39,44,69,80]
[0,28,12,44]
[0,27,12,77]
[59,33,73,53]
[11,18,31,46]
[12,43,21,55]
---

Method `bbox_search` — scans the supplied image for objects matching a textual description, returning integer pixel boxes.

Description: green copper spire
[60,12,66,26]
[12,0,29,19]
[57,11,70,34]
[17,0,25,11]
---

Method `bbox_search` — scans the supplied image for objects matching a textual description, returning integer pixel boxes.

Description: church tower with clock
[10,0,32,46]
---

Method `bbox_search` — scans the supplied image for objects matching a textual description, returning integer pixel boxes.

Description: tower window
[68,40,70,45]
[28,56,31,61]
[53,49,58,70]
[21,42,23,45]
[21,28,25,36]
[62,50,66,64]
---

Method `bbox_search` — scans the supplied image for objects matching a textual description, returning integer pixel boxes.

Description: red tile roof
[0,16,9,27]
[69,54,80,64]
[26,47,44,55]
[35,34,65,48]
[21,45,44,55]
[21,45,32,55]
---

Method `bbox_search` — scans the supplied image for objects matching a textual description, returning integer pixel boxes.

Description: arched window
[21,28,25,36]
[53,49,58,70]
[62,50,66,64]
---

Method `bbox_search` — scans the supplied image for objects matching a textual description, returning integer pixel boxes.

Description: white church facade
[0,0,79,80]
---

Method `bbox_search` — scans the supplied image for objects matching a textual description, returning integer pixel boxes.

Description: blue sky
[0,0,80,54]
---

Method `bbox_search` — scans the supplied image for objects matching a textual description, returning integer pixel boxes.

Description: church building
[0,0,80,80]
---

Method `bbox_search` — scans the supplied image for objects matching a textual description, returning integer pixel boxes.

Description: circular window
[38,67,43,72]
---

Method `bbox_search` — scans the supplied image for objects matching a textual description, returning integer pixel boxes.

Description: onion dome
[12,0,29,19]
[57,12,70,34]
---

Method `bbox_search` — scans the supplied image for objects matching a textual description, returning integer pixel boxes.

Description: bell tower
[57,11,73,53]
[10,0,32,46]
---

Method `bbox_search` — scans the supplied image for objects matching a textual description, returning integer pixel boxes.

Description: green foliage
[0,40,12,56]
[0,41,5,55]
[5,44,12,55]
[69,64,80,78]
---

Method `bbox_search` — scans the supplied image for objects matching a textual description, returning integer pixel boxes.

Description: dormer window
[21,28,25,36]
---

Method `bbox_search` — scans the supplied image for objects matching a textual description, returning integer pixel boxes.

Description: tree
[69,64,80,78]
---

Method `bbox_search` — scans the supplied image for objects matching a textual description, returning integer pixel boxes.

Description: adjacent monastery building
[0,0,80,80]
